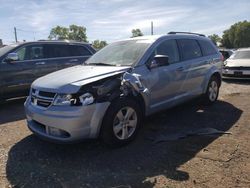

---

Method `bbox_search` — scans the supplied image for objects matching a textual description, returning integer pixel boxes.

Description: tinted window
[69,45,92,56]
[48,44,70,58]
[177,39,202,60]
[199,40,217,56]
[154,40,179,63]
[16,45,44,61]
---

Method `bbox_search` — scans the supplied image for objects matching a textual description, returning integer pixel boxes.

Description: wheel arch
[97,93,146,138]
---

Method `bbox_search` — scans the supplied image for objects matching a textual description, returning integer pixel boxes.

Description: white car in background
[223,48,250,79]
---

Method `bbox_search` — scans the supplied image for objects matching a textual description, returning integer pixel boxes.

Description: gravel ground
[0,80,250,188]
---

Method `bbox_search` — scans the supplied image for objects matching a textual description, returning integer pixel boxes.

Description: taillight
[220,53,225,62]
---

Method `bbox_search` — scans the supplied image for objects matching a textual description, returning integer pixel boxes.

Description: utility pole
[14,27,17,43]
[151,21,154,35]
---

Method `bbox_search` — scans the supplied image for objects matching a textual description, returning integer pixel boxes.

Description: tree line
[208,20,250,48]
[48,20,250,50]
[48,25,143,50]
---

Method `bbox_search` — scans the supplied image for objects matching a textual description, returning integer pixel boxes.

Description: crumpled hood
[32,65,130,93]
[226,59,250,67]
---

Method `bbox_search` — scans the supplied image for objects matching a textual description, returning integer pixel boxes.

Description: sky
[0,0,250,44]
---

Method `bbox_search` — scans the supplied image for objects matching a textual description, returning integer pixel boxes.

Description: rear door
[176,39,204,95]
[47,44,93,71]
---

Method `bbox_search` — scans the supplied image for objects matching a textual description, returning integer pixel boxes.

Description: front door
[145,39,188,111]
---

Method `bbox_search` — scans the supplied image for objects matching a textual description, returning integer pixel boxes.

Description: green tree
[92,40,108,50]
[221,20,250,48]
[48,25,87,42]
[131,29,143,38]
[208,34,221,45]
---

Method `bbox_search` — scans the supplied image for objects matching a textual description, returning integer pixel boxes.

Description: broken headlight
[53,93,94,106]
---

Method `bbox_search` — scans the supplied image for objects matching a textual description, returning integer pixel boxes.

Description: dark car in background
[219,49,234,60]
[0,40,96,101]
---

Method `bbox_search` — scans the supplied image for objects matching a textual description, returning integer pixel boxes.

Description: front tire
[100,98,142,147]
[203,76,220,104]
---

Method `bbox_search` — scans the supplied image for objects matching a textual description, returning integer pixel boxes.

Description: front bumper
[24,97,110,143]
[222,68,250,79]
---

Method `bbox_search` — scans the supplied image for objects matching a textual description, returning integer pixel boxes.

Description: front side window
[16,45,44,61]
[177,39,202,60]
[153,39,180,63]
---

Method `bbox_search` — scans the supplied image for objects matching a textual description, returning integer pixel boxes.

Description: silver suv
[25,32,223,146]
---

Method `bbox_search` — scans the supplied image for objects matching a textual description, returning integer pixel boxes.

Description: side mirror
[148,55,169,69]
[5,53,19,63]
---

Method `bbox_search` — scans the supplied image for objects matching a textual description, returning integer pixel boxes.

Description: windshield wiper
[87,62,115,66]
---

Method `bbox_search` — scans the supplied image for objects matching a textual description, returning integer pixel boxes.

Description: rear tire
[203,76,220,105]
[100,98,142,147]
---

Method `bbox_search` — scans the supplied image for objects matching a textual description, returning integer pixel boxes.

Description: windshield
[0,45,17,57]
[86,40,152,66]
[230,50,250,59]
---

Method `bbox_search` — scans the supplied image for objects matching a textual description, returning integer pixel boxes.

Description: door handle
[36,62,45,65]
[176,66,184,71]
[69,59,78,62]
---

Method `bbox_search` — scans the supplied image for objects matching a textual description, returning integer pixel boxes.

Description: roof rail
[168,31,205,37]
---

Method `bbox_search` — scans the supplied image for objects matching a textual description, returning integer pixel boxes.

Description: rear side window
[48,44,70,58]
[154,39,180,63]
[177,39,202,60]
[69,45,92,56]
[199,40,217,56]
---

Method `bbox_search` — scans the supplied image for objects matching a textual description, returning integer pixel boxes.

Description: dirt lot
[0,80,250,188]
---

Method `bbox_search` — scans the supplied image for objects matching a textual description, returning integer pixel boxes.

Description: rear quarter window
[177,39,202,60]
[199,40,217,56]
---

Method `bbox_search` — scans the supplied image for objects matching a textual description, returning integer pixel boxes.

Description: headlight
[53,94,74,106]
[223,61,227,66]
[79,93,94,106]
[53,93,94,106]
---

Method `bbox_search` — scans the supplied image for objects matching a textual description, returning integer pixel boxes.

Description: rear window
[177,39,202,60]
[199,40,217,56]
[69,45,92,56]
[231,51,250,59]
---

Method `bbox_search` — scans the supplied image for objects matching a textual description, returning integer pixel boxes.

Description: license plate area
[234,71,243,76]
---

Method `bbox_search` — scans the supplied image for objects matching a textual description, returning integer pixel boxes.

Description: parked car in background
[25,32,222,146]
[222,48,250,79]
[0,40,96,101]
[219,49,234,60]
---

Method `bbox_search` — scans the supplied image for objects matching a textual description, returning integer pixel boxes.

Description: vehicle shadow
[223,78,250,85]
[0,98,26,125]
[6,99,242,188]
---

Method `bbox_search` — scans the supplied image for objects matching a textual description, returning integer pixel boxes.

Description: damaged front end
[79,71,149,104]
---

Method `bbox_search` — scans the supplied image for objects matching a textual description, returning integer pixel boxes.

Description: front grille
[225,66,250,71]
[223,74,250,78]
[31,89,56,108]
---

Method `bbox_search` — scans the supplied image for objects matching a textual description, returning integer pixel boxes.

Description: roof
[117,32,209,43]
[15,40,91,46]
